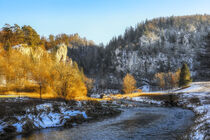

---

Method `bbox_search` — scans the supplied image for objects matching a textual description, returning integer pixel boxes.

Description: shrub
[154,68,181,89]
[123,73,136,94]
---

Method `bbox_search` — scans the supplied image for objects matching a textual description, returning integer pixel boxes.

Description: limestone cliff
[49,43,68,63]
[12,43,68,63]
[12,44,45,60]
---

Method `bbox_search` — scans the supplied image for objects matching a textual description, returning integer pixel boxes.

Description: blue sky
[0,0,210,44]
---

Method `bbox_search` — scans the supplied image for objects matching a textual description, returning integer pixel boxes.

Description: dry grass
[0,91,57,99]
[108,92,164,99]
[0,91,109,101]
[74,96,111,101]
[0,89,165,101]
[0,84,39,94]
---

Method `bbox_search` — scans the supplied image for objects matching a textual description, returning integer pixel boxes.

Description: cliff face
[50,43,68,63]
[111,28,202,80]
[12,44,45,60]
[13,43,68,63]
[104,15,210,82]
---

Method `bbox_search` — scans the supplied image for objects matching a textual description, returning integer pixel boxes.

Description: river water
[15,106,194,140]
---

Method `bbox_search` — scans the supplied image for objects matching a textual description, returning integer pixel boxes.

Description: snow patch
[176,84,203,93]
[0,102,88,135]
[13,123,22,132]
[132,97,162,105]
[141,85,150,92]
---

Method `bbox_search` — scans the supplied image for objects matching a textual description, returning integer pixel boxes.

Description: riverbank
[175,82,210,140]
[0,98,120,140]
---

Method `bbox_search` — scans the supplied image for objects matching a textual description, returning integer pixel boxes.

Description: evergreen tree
[22,25,40,46]
[179,63,192,87]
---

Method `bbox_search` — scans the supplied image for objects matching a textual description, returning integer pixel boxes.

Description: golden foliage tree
[123,73,136,94]
[49,62,87,100]
[154,69,181,90]
[0,45,88,100]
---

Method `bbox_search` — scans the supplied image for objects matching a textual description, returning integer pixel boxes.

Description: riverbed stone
[3,125,16,133]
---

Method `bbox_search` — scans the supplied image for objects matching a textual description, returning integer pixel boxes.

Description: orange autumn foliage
[123,73,137,94]
[0,47,88,100]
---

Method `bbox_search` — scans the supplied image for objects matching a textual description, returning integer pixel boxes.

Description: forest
[69,14,210,91]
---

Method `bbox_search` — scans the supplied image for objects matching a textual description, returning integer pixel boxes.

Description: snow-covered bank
[0,101,87,138]
[180,92,210,140]
[0,98,120,139]
[132,96,163,105]
[175,82,210,140]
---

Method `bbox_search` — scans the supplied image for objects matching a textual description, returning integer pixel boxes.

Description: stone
[50,43,68,63]
[3,125,16,133]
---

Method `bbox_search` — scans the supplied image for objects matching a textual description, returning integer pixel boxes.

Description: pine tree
[22,25,40,46]
[179,63,192,87]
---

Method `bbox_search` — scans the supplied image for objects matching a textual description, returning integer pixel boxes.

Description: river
[15,105,194,140]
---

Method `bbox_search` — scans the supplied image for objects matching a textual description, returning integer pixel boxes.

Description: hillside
[67,15,210,90]
[1,15,210,91]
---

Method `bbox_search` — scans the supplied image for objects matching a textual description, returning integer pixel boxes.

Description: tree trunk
[40,84,42,99]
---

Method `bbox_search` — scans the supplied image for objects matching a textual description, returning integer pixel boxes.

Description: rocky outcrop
[12,44,45,60]
[107,24,209,82]
[13,44,31,55]
[12,43,68,63]
[139,32,160,46]
[50,43,68,63]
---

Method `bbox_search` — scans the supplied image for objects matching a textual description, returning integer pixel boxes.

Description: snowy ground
[176,82,210,140]
[0,98,120,139]
[176,82,210,93]
[132,96,163,105]
[130,82,210,140]
[0,101,87,137]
